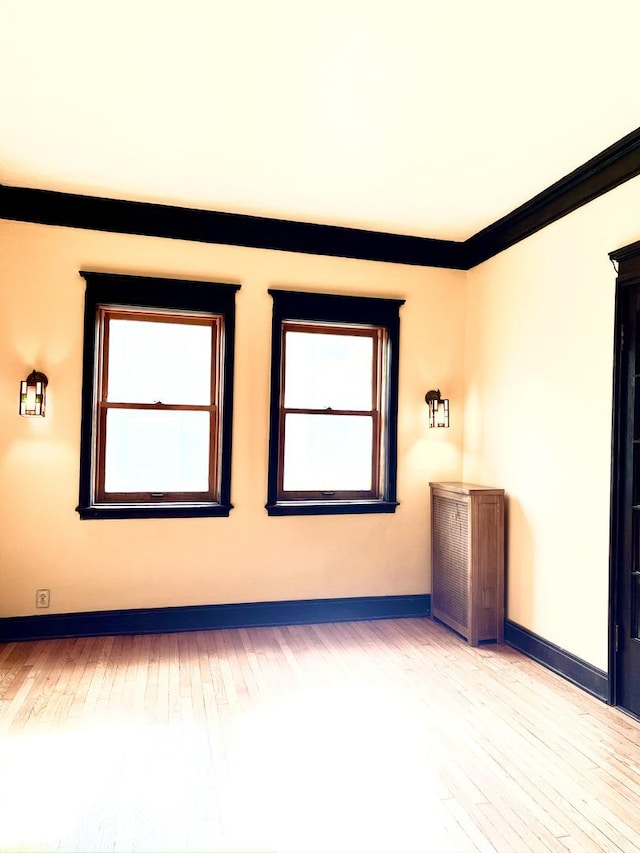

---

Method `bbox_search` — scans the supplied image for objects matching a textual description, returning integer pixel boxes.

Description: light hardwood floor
[0,617,639,852]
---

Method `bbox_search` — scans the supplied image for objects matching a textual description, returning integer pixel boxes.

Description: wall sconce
[19,370,48,417]
[425,389,449,428]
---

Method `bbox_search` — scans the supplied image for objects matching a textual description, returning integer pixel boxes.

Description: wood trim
[76,502,234,520]
[3,128,640,269]
[99,402,215,412]
[265,499,399,516]
[267,290,403,514]
[607,243,640,706]
[0,594,431,642]
[0,183,462,269]
[77,272,239,519]
[463,126,640,268]
[504,619,609,702]
[0,602,610,707]
[610,240,640,287]
[608,270,628,705]
[610,239,640,265]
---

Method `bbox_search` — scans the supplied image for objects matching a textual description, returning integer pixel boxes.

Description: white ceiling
[1,0,639,241]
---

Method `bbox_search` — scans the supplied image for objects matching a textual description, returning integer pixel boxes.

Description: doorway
[610,240,640,716]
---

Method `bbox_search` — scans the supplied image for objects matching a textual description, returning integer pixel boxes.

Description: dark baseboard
[0,603,611,704]
[505,619,609,702]
[0,594,431,643]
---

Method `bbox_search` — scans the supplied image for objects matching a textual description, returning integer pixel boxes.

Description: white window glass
[284,332,373,411]
[107,319,212,405]
[283,414,373,491]
[104,410,210,493]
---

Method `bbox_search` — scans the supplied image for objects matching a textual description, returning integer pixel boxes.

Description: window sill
[265,500,399,517]
[76,502,234,520]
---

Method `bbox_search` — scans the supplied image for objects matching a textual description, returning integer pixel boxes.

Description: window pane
[104,410,210,493]
[284,331,373,410]
[283,414,373,491]
[107,319,212,404]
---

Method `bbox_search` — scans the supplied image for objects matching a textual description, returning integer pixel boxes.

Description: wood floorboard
[0,617,639,852]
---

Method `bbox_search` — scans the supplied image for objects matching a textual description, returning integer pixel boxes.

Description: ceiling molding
[0,184,463,269]
[609,238,640,282]
[462,126,640,269]
[2,126,640,270]
[610,238,640,264]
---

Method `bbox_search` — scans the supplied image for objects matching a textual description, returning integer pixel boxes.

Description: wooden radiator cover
[430,482,505,646]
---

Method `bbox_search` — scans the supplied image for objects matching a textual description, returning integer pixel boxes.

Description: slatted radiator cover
[429,481,505,646]
[432,495,469,629]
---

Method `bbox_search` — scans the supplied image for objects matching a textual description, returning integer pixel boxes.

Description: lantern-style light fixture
[19,370,48,417]
[425,388,449,428]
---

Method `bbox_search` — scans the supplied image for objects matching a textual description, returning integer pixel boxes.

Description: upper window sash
[282,322,380,412]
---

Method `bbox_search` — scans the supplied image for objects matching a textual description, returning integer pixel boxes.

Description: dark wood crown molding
[609,239,640,282]
[610,238,640,264]
[2,126,640,269]
[463,126,640,268]
[0,183,462,269]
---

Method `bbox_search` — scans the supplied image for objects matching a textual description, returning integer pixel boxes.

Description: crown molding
[610,238,640,264]
[463,126,640,268]
[2,126,640,270]
[0,183,463,269]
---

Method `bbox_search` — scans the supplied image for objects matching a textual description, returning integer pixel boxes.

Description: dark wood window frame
[266,289,404,517]
[77,272,240,520]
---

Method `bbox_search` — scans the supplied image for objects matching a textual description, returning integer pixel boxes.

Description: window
[266,289,404,516]
[77,272,239,519]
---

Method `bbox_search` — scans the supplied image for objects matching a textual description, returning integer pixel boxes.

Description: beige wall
[4,171,637,671]
[463,175,640,671]
[0,219,467,618]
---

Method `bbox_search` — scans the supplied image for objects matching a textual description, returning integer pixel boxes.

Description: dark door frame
[608,239,640,707]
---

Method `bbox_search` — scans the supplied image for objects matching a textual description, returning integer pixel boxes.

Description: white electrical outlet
[36,589,50,608]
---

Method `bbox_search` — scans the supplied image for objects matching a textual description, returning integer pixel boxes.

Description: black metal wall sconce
[19,370,48,417]
[425,389,449,428]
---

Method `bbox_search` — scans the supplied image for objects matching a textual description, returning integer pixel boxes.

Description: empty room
[2,1,640,851]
